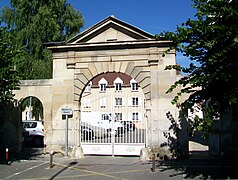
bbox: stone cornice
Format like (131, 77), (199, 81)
(19, 79), (53, 86)
(47, 40), (173, 53)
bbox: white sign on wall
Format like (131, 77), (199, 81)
(61, 108), (73, 115)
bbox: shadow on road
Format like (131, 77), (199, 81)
(0, 145), (45, 164)
(147, 156), (238, 179)
(49, 161), (78, 180)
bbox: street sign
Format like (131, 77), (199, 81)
(61, 107), (73, 157)
(61, 108), (73, 115)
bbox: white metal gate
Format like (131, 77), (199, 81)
(80, 94), (146, 156)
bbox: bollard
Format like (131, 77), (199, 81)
(221, 152), (224, 178)
(6, 148), (9, 165)
(151, 152), (155, 172)
(50, 151), (53, 168)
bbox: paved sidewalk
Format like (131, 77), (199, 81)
(1, 149), (238, 179)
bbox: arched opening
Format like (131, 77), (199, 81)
(20, 96), (44, 147)
(20, 96), (44, 121)
(79, 72), (147, 156)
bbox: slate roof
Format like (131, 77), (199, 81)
(91, 72), (133, 87)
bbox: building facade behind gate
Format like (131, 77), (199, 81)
(13, 16), (184, 158)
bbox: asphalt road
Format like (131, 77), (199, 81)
(1, 149), (238, 180)
(0, 155), (177, 180)
(0, 148), (238, 180)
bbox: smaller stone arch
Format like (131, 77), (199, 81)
(19, 96), (44, 121)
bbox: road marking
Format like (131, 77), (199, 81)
(21, 173), (96, 180)
(2, 161), (48, 180)
(109, 169), (145, 174)
(53, 162), (127, 179)
(20, 165), (146, 180)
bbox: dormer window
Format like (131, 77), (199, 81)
(115, 83), (122, 91)
(114, 77), (123, 91)
(132, 83), (138, 91)
(130, 79), (138, 91)
(100, 84), (106, 92)
(98, 78), (108, 92)
(85, 81), (92, 92)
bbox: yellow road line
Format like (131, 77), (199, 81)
(20, 173), (96, 180)
(109, 169), (144, 174)
(20, 162), (147, 180)
(53, 162), (128, 179)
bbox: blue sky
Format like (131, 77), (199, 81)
(0, 0), (196, 67)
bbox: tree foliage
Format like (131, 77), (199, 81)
(21, 97), (43, 120)
(158, 0), (238, 133)
(0, 26), (23, 104)
(0, 0), (84, 79)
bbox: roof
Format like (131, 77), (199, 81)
(91, 72), (133, 87)
(67, 15), (156, 44)
(45, 16), (170, 51)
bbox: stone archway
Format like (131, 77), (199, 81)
(44, 16), (179, 157)
(12, 16), (180, 158)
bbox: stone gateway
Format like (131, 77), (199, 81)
(13, 16), (182, 158)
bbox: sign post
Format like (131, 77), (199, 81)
(61, 107), (73, 157)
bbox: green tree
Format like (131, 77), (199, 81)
(1, 0), (84, 79)
(159, 0), (238, 133)
(0, 26), (22, 104)
(21, 97), (43, 120)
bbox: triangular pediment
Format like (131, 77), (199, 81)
(68, 16), (155, 44)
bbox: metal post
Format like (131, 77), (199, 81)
(221, 151), (224, 177)
(111, 94), (115, 157)
(50, 151), (53, 168)
(65, 114), (68, 157)
(6, 148), (9, 165)
(151, 147), (155, 172)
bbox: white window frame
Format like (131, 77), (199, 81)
(132, 97), (139, 106)
(98, 78), (108, 92)
(100, 84), (106, 92)
(115, 97), (122, 106)
(114, 77), (123, 91)
(115, 83), (122, 91)
(100, 98), (106, 108)
(131, 83), (138, 91)
(130, 79), (138, 91)
(102, 114), (110, 120)
(83, 98), (91, 108)
(132, 112), (139, 121)
(115, 113), (122, 121)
